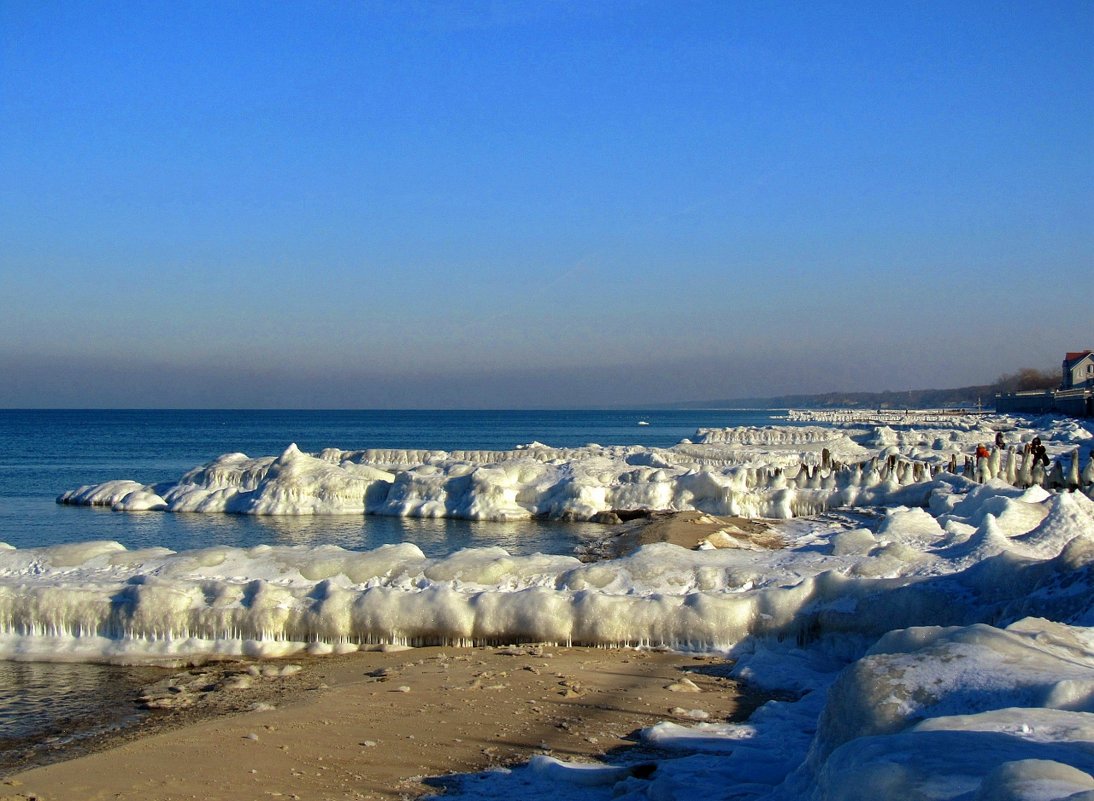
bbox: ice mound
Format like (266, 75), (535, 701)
(787, 618), (1094, 800)
(59, 480), (161, 510)
(812, 620), (1094, 759)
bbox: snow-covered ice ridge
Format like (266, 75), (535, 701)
(57, 414), (1094, 521)
(6, 477), (1094, 659)
(784, 408), (995, 426)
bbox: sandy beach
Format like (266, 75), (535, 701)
(1, 644), (757, 801)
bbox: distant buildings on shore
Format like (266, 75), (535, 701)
(996, 350), (1094, 417)
(1062, 350), (1094, 390)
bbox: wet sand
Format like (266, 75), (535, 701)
(1, 645), (759, 801)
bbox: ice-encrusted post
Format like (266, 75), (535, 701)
(1082, 450), (1094, 489)
(1065, 449), (1081, 491)
(1046, 459), (1066, 490)
(1003, 447), (1018, 485)
(1017, 448), (1033, 488)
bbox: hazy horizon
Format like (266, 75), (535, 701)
(2, 2), (1090, 409)
(0, 350), (1036, 411)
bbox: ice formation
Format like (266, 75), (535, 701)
(10, 471), (1094, 661)
(10, 412), (1094, 799)
(57, 414), (1094, 522)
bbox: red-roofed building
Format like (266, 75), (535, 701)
(1063, 351), (1094, 390)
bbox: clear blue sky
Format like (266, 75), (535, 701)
(1, 1), (1091, 407)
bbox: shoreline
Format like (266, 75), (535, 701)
(0, 509), (780, 797)
(2, 644), (763, 801)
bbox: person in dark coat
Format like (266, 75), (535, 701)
(1029, 436), (1049, 467)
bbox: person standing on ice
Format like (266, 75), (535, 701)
(994, 431), (1006, 450)
(1030, 437), (1049, 467)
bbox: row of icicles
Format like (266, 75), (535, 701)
(749, 446), (1094, 493)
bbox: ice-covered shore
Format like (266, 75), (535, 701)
(8, 481), (1094, 660)
(12, 412), (1094, 799)
(57, 414), (1094, 521)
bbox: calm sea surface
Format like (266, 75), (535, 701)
(0, 408), (788, 758)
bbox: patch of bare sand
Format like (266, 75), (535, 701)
(580, 511), (783, 559)
(2, 646), (762, 801)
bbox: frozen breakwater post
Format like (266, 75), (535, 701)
(8, 411), (1094, 800)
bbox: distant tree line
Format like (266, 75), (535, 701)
(992, 367), (1059, 393)
(665, 365), (1062, 410)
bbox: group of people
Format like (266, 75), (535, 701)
(974, 433), (1049, 466)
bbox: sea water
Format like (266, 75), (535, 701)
(0, 407), (786, 757)
(0, 661), (165, 774)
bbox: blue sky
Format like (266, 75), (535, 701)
(1, 1), (1091, 407)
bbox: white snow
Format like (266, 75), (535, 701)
(14, 412), (1094, 799)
